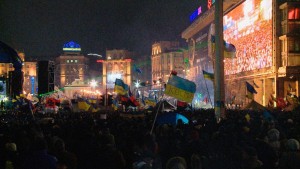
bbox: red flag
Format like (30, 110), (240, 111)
(177, 100), (188, 107)
(120, 96), (129, 102)
(276, 97), (287, 109)
(171, 70), (177, 76)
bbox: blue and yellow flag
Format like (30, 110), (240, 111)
(112, 96), (119, 110)
(133, 64), (142, 74)
(211, 35), (236, 58)
(145, 98), (157, 107)
(246, 81), (257, 100)
(114, 78), (129, 95)
(78, 101), (91, 111)
(164, 75), (196, 103)
(246, 81), (257, 94)
(203, 70), (214, 81)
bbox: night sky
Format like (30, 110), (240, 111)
(0, 0), (200, 59)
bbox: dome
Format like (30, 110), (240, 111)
(63, 41), (81, 52)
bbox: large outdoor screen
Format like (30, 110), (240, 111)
(223, 0), (273, 75)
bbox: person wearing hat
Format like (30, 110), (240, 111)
(166, 156), (187, 169)
(4, 142), (19, 169)
(279, 138), (300, 169)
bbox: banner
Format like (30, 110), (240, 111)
(164, 75), (196, 103)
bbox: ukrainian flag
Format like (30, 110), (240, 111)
(145, 98), (157, 107)
(203, 70), (214, 81)
(78, 101), (91, 111)
(164, 75), (196, 103)
(211, 35), (236, 58)
(114, 79), (129, 95)
(246, 82), (257, 94)
(246, 82), (257, 100)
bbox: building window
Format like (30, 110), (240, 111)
(75, 60), (78, 63)
(289, 38), (300, 52)
(67, 60), (69, 63)
(71, 60), (73, 63)
(288, 7), (300, 20)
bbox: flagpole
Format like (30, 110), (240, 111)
(204, 79), (213, 108)
(150, 96), (164, 135)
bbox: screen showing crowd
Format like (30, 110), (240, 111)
(223, 0), (273, 75)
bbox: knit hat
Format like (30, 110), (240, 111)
(267, 128), (280, 142)
(286, 139), (300, 151)
(5, 143), (17, 152)
(166, 156), (187, 169)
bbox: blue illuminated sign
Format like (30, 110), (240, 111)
(190, 0), (215, 22)
(30, 76), (35, 94)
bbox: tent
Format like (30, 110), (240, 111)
(243, 100), (275, 122)
(154, 100), (176, 112)
(156, 112), (189, 125)
(242, 100), (268, 111)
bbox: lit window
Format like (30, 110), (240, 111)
(75, 60), (78, 63)
(67, 60), (69, 63)
(71, 60), (73, 63)
(288, 7), (300, 20)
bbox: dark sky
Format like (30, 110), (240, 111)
(0, 0), (200, 59)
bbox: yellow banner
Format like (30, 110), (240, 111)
(164, 85), (194, 103)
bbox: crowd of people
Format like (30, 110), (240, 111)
(0, 105), (300, 169)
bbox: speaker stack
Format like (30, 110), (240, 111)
(38, 61), (55, 95)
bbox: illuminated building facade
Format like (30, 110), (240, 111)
(0, 63), (13, 99)
(23, 61), (37, 95)
(151, 41), (186, 90)
(0, 52), (37, 96)
(97, 49), (133, 93)
(55, 41), (89, 87)
(182, 0), (300, 107)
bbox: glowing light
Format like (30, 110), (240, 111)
(63, 48), (81, 51)
(90, 80), (97, 88)
(134, 80), (140, 88)
(88, 53), (102, 57)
